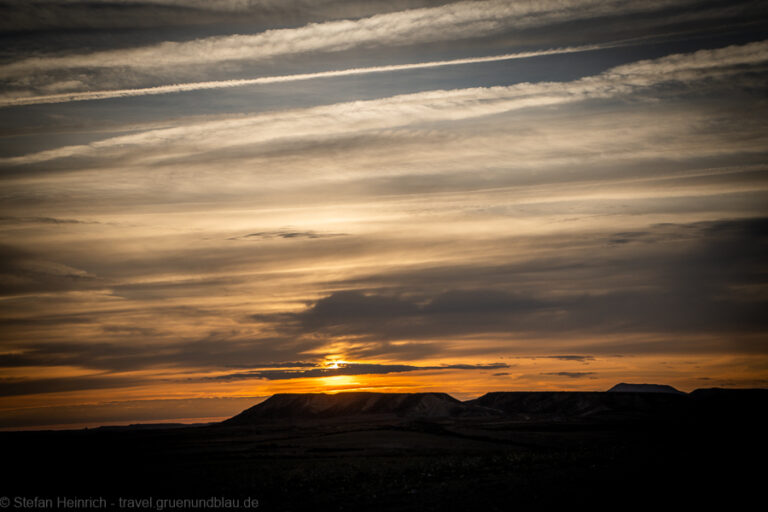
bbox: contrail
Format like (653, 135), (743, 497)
(1, 45), (607, 108)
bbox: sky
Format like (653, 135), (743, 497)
(1, 0), (767, 430)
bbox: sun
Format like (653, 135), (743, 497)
(324, 359), (349, 370)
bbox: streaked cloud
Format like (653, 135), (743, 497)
(5, 40), (766, 168)
(0, 1), (452, 32)
(0, 44), (605, 107)
(0, 0), (698, 76)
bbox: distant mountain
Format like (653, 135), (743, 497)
(608, 383), (685, 394)
(466, 391), (688, 420)
(222, 387), (768, 426)
(223, 392), (495, 424)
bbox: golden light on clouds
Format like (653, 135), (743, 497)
(1, 0), (767, 429)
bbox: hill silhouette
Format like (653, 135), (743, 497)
(608, 383), (685, 394)
(224, 392), (494, 424)
(223, 387), (768, 425)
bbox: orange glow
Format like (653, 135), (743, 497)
(2, 351), (766, 430)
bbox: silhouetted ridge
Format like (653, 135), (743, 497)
(608, 383), (685, 394)
(223, 387), (768, 425)
(224, 392), (491, 424)
(466, 391), (689, 420)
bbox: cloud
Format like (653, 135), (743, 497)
(0, 0), (699, 78)
(0, 244), (98, 296)
(100, 325), (161, 337)
(227, 361), (319, 369)
(2, 216), (756, 371)
(0, 44), (605, 107)
(0, 1), (452, 32)
(249, 218), (768, 344)
(422, 289), (548, 315)
(607, 232), (650, 245)
(0, 374), (145, 398)
(230, 229), (345, 241)
(541, 372), (596, 378)
(0, 334), (326, 373)
(295, 291), (420, 329)
(207, 362), (509, 381)
(267, 289), (534, 340)
(539, 356), (595, 362)
(0, 216), (96, 225)
(4, 39), (766, 168)
(0, 218), (764, 397)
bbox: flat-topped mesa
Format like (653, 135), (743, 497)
(223, 392), (492, 424)
(608, 383), (685, 394)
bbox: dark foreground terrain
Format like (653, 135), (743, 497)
(2, 388), (767, 511)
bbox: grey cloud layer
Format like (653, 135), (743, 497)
(254, 218), (768, 342)
(208, 362), (509, 381)
(2, 218), (763, 384)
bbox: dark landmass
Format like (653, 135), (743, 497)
(2, 387), (766, 511)
(92, 422), (216, 431)
(607, 382), (685, 394)
(224, 392), (495, 424)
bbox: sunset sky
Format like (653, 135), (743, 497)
(1, 0), (767, 429)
